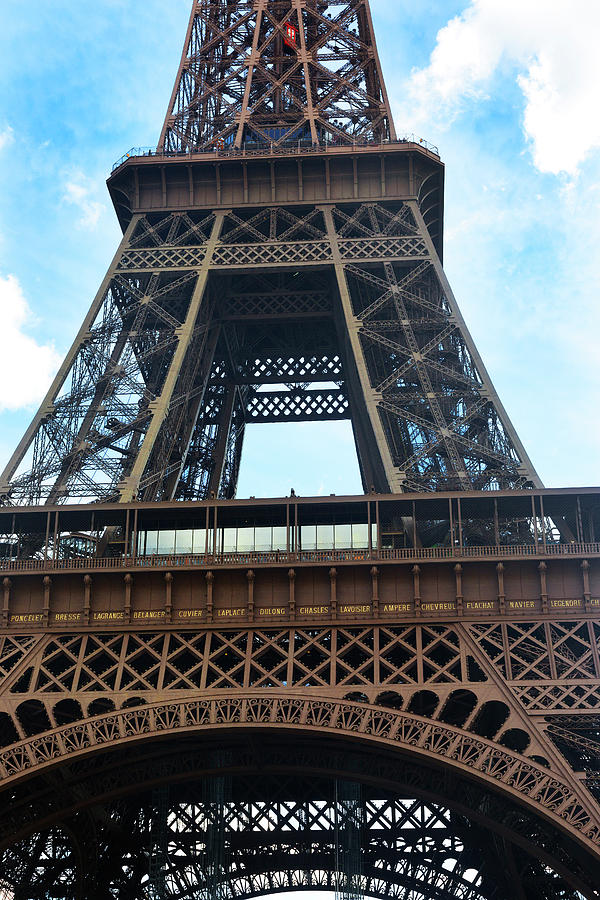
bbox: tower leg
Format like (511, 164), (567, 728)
(161, 321), (222, 501)
(324, 207), (400, 493)
(207, 386), (237, 498)
(119, 212), (226, 502)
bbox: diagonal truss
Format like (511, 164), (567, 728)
(1, 625), (600, 897)
(0, 773), (560, 900)
(160, 0), (396, 152)
(0, 202), (541, 504)
(0, 0), (541, 504)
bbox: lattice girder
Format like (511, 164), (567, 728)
(1, 607), (600, 897)
(2, 620), (599, 780)
(0, 698), (598, 899)
(0, 202), (541, 504)
(160, 0), (396, 153)
(1, 1), (596, 896)
(0, 771), (582, 900)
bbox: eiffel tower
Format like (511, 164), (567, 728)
(0, 0), (540, 504)
(0, 3), (599, 899)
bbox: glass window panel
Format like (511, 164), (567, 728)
(352, 523), (369, 549)
(223, 528), (237, 553)
(141, 531), (158, 556)
(237, 527), (255, 552)
(335, 524), (352, 548)
(2, 534), (18, 561)
(372, 524), (378, 548)
(301, 525), (316, 550)
(175, 529), (193, 554)
(255, 526), (272, 551)
(317, 524), (334, 549)
(272, 526), (287, 550)
(192, 529), (207, 554)
(157, 530), (176, 555)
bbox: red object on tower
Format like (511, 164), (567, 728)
(284, 23), (298, 49)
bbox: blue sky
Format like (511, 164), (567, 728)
(0, 0), (599, 500)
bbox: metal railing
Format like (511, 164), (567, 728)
(1, 541), (598, 574)
(111, 135), (440, 172)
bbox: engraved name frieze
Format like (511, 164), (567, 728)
(383, 603), (412, 613)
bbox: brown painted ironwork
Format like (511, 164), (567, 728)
(159, 0), (396, 151)
(0, 2), (598, 898)
(0, 195), (542, 503)
(0, 491), (599, 896)
(0, 4), (541, 504)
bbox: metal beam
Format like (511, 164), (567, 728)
(118, 212), (226, 502)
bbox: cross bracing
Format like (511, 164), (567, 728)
(160, 0), (396, 153)
(0, 203), (540, 505)
(0, 2), (597, 899)
(0, 730), (596, 899)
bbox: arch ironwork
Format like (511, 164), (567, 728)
(0, 694), (599, 853)
(0, 707), (598, 899)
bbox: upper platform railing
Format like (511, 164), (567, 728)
(1, 540), (599, 575)
(111, 134), (441, 173)
(0, 489), (597, 572)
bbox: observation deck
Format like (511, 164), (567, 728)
(1, 488), (598, 632)
(107, 137), (446, 258)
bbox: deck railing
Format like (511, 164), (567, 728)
(1, 541), (598, 574)
(111, 135), (440, 172)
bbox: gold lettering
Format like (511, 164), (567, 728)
(10, 614), (43, 624)
(465, 601), (495, 610)
(259, 608), (286, 616)
(53, 613), (81, 622)
(339, 605), (371, 614)
(178, 609), (204, 618)
(383, 603), (411, 613)
(550, 600), (581, 608)
(299, 606), (329, 615)
(422, 602), (456, 612)
(133, 610), (164, 619)
(508, 601), (536, 610)
(93, 612), (124, 620)
(217, 608), (245, 618)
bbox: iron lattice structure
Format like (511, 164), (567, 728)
(1, 765), (593, 900)
(0, 198), (540, 504)
(1, 618), (600, 898)
(1, 2), (598, 899)
(159, 0), (396, 151)
(0, 0), (541, 505)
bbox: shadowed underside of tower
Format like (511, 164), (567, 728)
(0, 0), (541, 506)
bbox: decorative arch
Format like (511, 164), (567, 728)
(0, 691), (598, 861)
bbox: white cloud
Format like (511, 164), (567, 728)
(399, 0), (600, 174)
(0, 126), (14, 151)
(0, 275), (61, 412)
(62, 172), (105, 229)
(436, 132), (600, 486)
